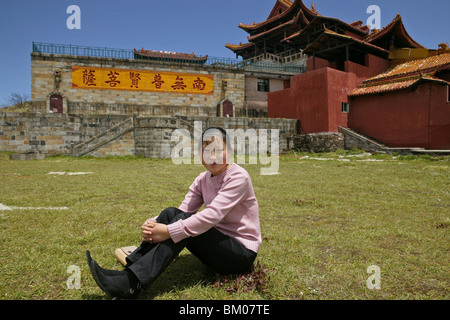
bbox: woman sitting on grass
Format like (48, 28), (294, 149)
(86, 127), (262, 299)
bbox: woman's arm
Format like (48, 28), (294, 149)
(178, 174), (205, 214)
(168, 170), (250, 243)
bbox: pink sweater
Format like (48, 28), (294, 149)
(167, 163), (262, 253)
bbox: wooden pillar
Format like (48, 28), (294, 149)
(313, 52), (316, 70)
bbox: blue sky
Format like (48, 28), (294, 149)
(0, 0), (448, 104)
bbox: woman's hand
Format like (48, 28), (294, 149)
(141, 220), (170, 244)
(141, 219), (156, 242)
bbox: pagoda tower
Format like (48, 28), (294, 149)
(226, 0), (425, 65)
(226, 0), (318, 59)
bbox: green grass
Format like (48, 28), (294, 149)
(0, 151), (448, 300)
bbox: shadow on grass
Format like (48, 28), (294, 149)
(141, 254), (215, 300)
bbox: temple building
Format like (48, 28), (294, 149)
(226, 0), (450, 149)
(226, 0), (317, 59)
(348, 51), (450, 150)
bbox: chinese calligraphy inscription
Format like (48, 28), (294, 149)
(82, 69), (96, 87)
(172, 76), (187, 90)
(152, 74), (165, 89)
(72, 67), (213, 95)
(105, 71), (121, 87)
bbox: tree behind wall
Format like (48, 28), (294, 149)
(0, 93), (30, 111)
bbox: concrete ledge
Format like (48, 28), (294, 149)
(409, 149), (450, 156)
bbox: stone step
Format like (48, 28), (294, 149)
(72, 117), (134, 157)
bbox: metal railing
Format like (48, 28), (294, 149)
(32, 41), (240, 65)
(32, 42), (134, 59)
(32, 41), (305, 73)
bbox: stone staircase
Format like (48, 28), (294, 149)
(71, 117), (134, 157)
(174, 116), (203, 142)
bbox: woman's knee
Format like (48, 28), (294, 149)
(158, 207), (190, 224)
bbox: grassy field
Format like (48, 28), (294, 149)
(0, 151), (448, 300)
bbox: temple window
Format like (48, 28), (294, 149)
(342, 102), (350, 113)
(258, 78), (270, 92)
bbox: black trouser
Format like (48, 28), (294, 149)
(126, 207), (257, 289)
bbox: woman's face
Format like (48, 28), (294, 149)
(201, 136), (229, 176)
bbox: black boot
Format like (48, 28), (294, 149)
(86, 251), (141, 299)
(86, 250), (123, 277)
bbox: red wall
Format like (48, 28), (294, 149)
(306, 56), (335, 72)
(345, 55), (389, 86)
(428, 83), (450, 149)
(268, 67), (355, 133)
(326, 68), (356, 132)
(306, 54), (388, 79)
(348, 83), (450, 149)
(269, 54), (390, 133)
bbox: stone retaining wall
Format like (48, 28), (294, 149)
(0, 112), (133, 156)
(293, 132), (345, 153)
(0, 112), (298, 159)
